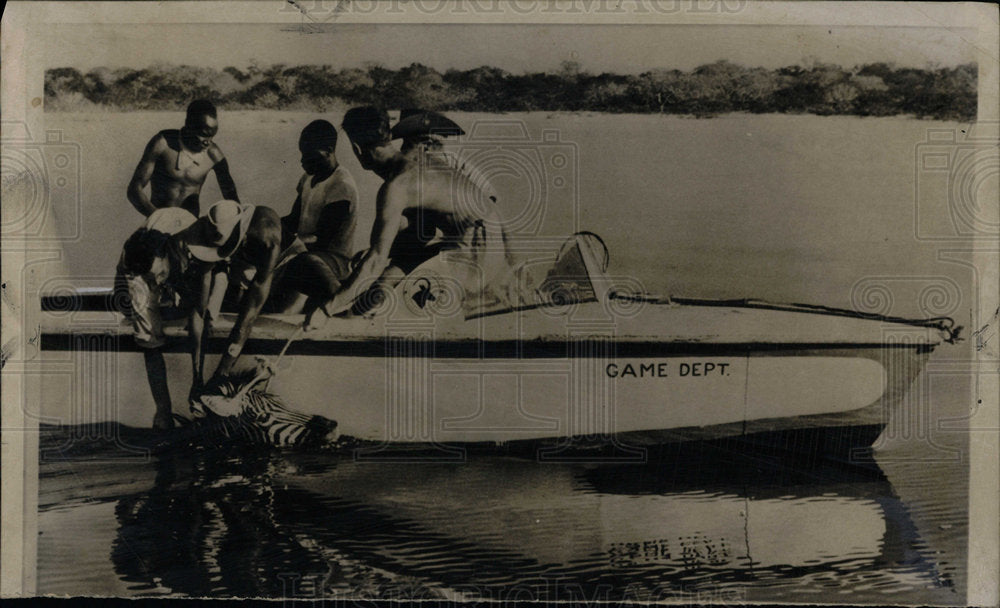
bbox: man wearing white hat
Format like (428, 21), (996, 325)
(193, 194), (371, 391)
(116, 199), (253, 428)
(197, 201), (316, 386)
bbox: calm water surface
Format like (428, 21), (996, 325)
(37, 427), (967, 603)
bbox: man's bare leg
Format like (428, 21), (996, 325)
(348, 265), (406, 315)
(281, 253), (346, 314)
(144, 348), (175, 429)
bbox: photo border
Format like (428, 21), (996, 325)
(2, 1), (996, 603)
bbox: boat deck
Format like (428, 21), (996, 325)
(39, 295), (952, 352)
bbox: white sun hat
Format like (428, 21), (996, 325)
(188, 199), (256, 262)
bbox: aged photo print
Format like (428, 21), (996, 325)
(2, 1), (998, 605)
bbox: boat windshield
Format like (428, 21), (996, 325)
(401, 232), (611, 320)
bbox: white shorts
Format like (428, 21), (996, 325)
(116, 266), (170, 349)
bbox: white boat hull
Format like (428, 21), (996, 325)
(35, 298), (941, 453)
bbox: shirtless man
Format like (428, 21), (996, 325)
(127, 99), (239, 217)
(304, 106), (513, 330)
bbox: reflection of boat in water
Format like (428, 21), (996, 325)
(109, 449), (943, 599)
(37, 234), (960, 455)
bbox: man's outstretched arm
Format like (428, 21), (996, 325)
(127, 135), (162, 216)
(209, 147), (239, 202)
(212, 208), (282, 378)
(311, 186), (403, 322)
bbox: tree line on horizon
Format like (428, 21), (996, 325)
(45, 60), (976, 120)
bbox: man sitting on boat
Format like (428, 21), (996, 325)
(304, 106), (515, 329)
(382, 109), (497, 282)
(271, 120), (360, 314)
(126, 99), (240, 218)
(115, 202), (249, 429)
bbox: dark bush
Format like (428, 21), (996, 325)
(44, 61), (978, 120)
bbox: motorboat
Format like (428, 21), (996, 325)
(35, 234), (961, 456)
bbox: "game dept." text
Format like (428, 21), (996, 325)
(606, 361), (732, 378)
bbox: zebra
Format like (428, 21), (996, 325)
(185, 358), (340, 450)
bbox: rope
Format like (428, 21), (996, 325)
(609, 293), (964, 344)
(273, 325), (303, 371)
(260, 325), (303, 392)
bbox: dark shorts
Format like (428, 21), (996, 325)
(389, 228), (444, 275)
(309, 250), (352, 280)
(233, 250), (354, 314)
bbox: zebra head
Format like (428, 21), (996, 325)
(190, 358), (340, 449)
(191, 358), (274, 419)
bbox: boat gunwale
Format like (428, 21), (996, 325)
(38, 332), (939, 357)
(38, 287), (960, 349)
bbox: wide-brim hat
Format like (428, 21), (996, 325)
(391, 109), (465, 141)
(188, 200), (256, 262)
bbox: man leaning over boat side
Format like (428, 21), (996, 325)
(304, 106), (516, 330)
(115, 203), (246, 429)
(197, 198), (356, 389)
(126, 99), (240, 218)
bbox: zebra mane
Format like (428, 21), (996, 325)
(203, 366), (270, 400)
(186, 360), (340, 449)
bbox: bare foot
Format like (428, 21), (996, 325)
(153, 411), (175, 430)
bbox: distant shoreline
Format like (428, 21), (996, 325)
(43, 109), (968, 124)
(45, 61), (976, 121)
